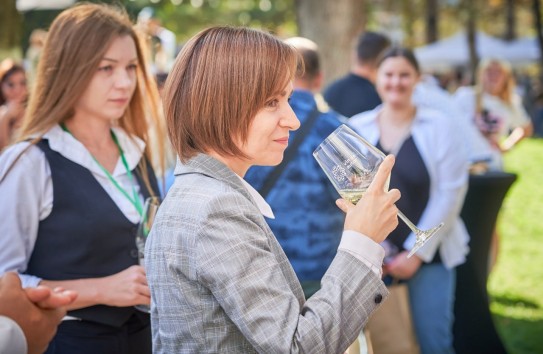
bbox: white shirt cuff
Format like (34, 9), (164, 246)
(338, 230), (385, 276)
(18, 274), (43, 289)
(0, 315), (27, 354)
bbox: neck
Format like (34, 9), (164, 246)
(63, 115), (120, 173)
(380, 104), (416, 125)
(351, 64), (376, 84)
(293, 80), (314, 93)
(207, 151), (249, 178)
(64, 116), (114, 151)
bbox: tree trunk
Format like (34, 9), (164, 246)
(532, 0), (543, 86)
(465, 0), (479, 85)
(401, 0), (415, 48)
(0, 0), (23, 59)
(294, 0), (366, 86)
(504, 0), (516, 41)
(426, 0), (439, 43)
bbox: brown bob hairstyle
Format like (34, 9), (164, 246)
(163, 26), (298, 162)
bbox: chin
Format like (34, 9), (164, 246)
(259, 155), (284, 167)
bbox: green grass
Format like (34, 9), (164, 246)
(487, 138), (543, 354)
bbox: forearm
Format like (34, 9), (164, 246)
(39, 278), (103, 310)
(39, 265), (149, 310)
(501, 125), (531, 151)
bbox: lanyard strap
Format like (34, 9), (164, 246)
(60, 123), (144, 217)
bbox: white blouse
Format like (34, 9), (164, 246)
(0, 125), (146, 288)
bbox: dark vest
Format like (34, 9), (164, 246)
(26, 140), (159, 327)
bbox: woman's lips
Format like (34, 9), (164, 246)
(110, 98), (129, 104)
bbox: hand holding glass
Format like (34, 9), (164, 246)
(135, 196), (159, 312)
(313, 125), (443, 257)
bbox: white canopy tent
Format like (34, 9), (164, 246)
(16, 0), (76, 12)
(414, 31), (541, 71)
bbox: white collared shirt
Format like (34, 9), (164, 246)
(237, 175), (385, 276)
(0, 125), (146, 288)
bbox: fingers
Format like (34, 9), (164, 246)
(25, 286), (51, 303)
(26, 286), (78, 309)
(39, 290), (78, 309)
(335, 198), (352, 214)
(138, 284), (151, 298)
(367, 155), (395, 193)
(388, 188), (401, 204)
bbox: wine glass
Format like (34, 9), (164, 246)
(135, 196), (160, 312)
(313, 124), (443, 258)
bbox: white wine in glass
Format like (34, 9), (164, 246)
(313, 124), (443, 258)
(135, 196), (160, 312)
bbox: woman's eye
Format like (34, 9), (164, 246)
(98, 65), (113, 73)
(127, 64), (138, 72)
(266, 99), (279, 108)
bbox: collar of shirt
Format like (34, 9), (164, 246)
(236, 175), (275, 219)
(42, 124), (146, 178)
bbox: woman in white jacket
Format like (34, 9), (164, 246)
(349, 47), (470, 354)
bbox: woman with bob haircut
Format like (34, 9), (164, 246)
(0, 3), (164, 354)
(145, 26), (401, 353)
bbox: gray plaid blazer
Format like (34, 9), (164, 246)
(145, 154), (388, 353)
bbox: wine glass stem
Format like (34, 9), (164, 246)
(397, 210), (421, 236)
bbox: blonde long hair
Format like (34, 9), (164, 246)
(17, 3), (164, 192)
(477, 58), (515, 105)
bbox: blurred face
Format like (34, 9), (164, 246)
(1, 70), (27, 103)
(482, 63), (507, 96)
(376, 56), (419, 108)
(238, 81), (300, 171)
(74, 35), (138, 123)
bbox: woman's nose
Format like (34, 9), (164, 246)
(115, 70), (134, 89)
(283, 103), (300, 131)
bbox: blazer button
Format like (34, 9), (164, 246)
(130, 249), (139, 259)
(374, 294), (383, 304)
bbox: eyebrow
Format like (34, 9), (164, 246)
(280, 89), (293, 97)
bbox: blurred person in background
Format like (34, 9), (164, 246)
(454, 58), (533, 274)
(0, 4), (165, 354)
(25, 29), (47, 89)
(137, 7), (176, 75)
(413, 73), (493, 170)
(244, 37), (344, 299)
(0, 60), (28, 151)
(350, 47), (470, 354)
(454, 58), (533, 171)
(324, 31), (390, 118)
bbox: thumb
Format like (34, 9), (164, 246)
(25, 286), (51, 303)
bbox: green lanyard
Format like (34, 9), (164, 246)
(60, 123), (144, 218)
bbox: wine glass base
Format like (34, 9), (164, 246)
(406, 222), (445, 258)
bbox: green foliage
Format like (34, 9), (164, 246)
(488, 138), (543, 354)
(127, 0), (296, 42)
